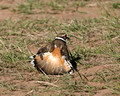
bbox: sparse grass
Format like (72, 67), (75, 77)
(74, 1), (87, 11)
(112, 2), (120, 9)
(16, 0), (44, 14)
(47, 1), (65, 11)
(15, 0), (90, 14)
(0, 0), (120, 96)
(0, 5), (9, 10)
(16, 0), (66, 14)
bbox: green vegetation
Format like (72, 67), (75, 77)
(112, 2), (120, 9)
(0, 0), (120, 96)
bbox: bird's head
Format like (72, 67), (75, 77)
(55, 33), (70, 42)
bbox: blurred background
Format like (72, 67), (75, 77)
(0, 0), (120, 96)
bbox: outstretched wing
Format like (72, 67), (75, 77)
(53, 40), (73, 74)
(36, 42), (55, 58)
(30, 40), (73, 74)
(30, 41), (54, 66)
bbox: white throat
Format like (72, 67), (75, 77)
(55, 37), (66, 42)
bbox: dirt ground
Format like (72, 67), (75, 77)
(0, 0), (106, 20)
(0, 0), (120, 96)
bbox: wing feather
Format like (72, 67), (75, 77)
(30, 39), (73, 75)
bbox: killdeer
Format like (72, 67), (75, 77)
(30, 33), (73, 75)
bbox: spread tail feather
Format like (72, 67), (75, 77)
(31, 60), (35, 66)
(30, 55), (36, 67)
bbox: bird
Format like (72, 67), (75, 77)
(30, 33), (73, 75)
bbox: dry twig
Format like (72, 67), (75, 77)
(35, 81), (59, 87)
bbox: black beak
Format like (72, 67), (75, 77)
(66, 36), (70, 40)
